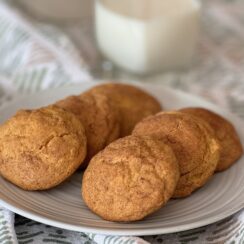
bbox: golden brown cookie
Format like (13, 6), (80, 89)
(56, 92), (120, 165)
(133, 111), (220, 198)
(86, 83), (162, 136)
(82, 135), (180, 222)
(180, 107), (243, 171)
(0, 105), (87, 190)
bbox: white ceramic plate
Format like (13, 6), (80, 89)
(0, 82), (243, 236)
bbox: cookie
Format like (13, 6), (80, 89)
(86, 83), (162, 136)
(0, 105), (87, 190)
(82, 135), (180, 222)
(180, 107), (243, 171)
(56, 92), (120, 165)
(133, 111), (220, 198)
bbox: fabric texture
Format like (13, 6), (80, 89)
(0, 0), (243, 243)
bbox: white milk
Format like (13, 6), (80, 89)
(95, 0), (201, 74)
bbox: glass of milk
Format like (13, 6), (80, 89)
(95, 0), (201, 75)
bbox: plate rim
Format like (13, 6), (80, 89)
(0, 198), (243, 236)
(0, 81), (244, 236)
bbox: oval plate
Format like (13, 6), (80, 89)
(0, 82), (243, 236)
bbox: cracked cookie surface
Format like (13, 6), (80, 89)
(133, 112), (220, 198)
(180, 107), (243, 172)
(82, 135), (179, 222)
(0, 105), (87, 190)
(86, 83), (162, 136)
(56, 92), (120, 166)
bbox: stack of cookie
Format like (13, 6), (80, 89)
(0, 83), (242, 222)
(82, 106), (242, 222)
(0, 83), (162, 190)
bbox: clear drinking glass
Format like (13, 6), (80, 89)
(95, 0), (201, 78)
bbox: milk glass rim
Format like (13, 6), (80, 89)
(95, 0), (202, 22)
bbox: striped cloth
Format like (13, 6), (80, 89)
(0, 0), (244, 243)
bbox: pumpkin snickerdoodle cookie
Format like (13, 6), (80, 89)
(133, 111), (220, 198)
(86, 83), (162, 136)
(0, 105), (87, 190)
(180, 107), (243, 172)
(56, 92), (120, 165)
(82, 135), (180, 222)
